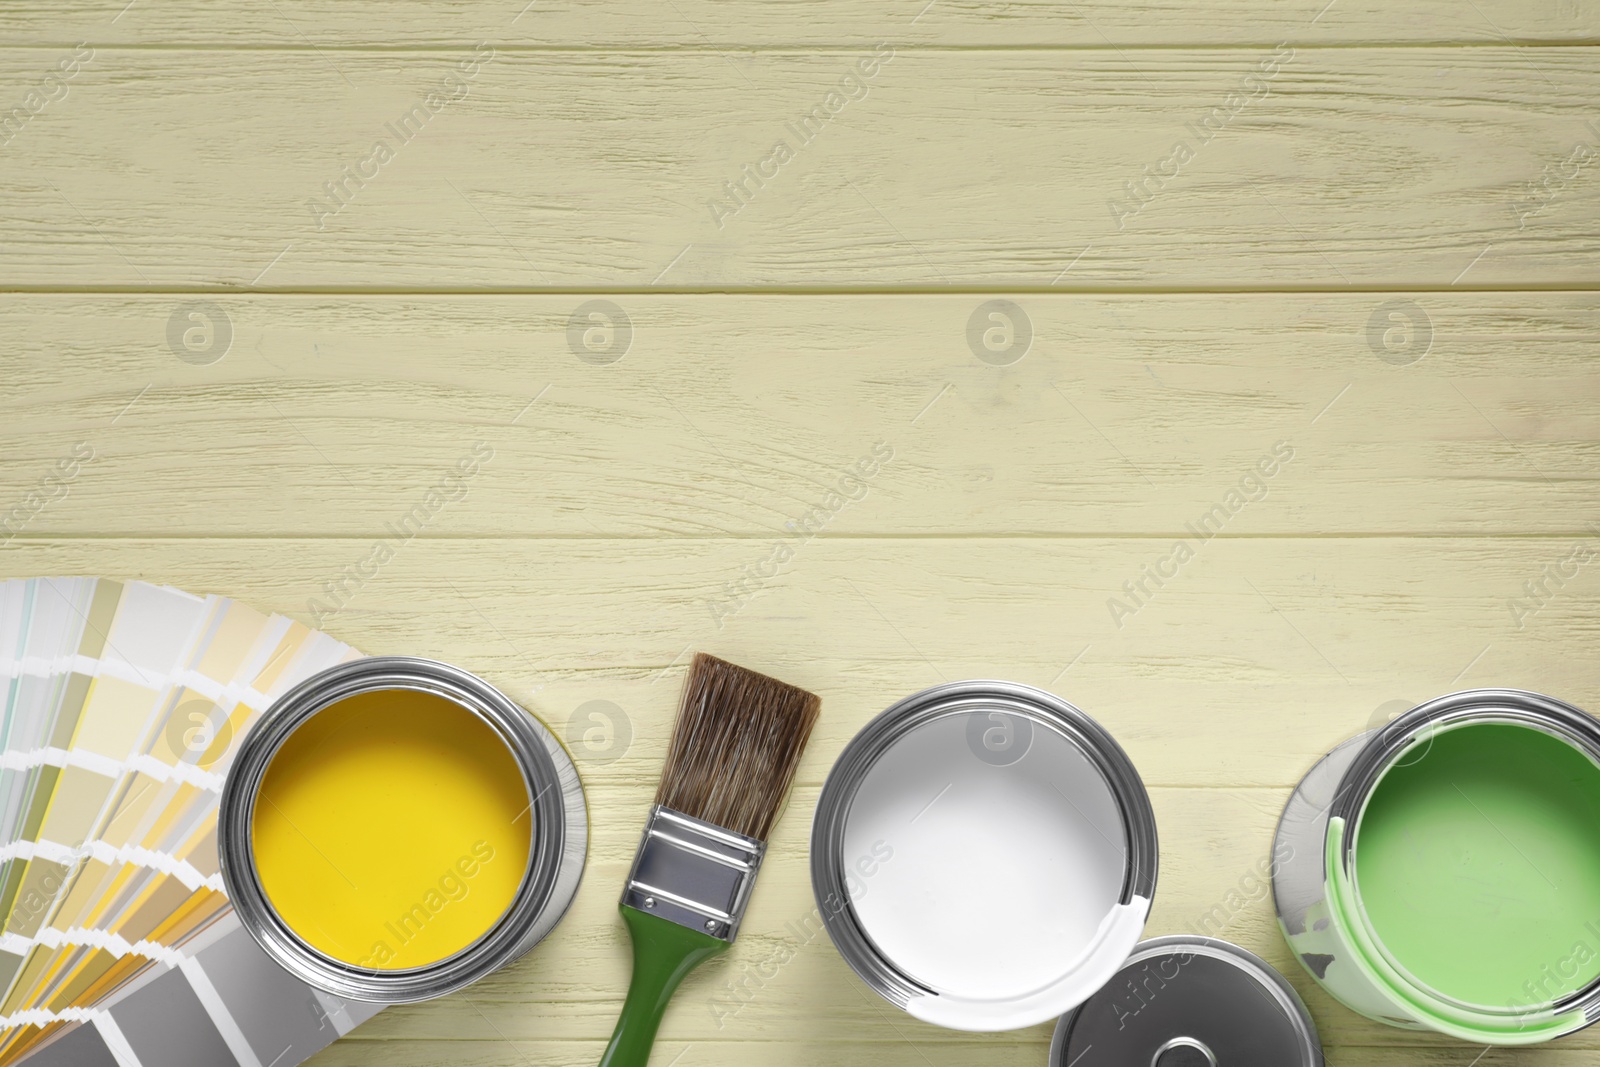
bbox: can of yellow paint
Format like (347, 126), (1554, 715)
(218, 657), (587, 1003)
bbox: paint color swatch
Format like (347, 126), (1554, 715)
(17, 912), (381, 1067)
(0, 578), (386, 1064)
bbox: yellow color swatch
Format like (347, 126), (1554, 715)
(252, 689), (532, 970)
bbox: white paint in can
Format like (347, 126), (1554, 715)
(842, 709), (1128, 1001)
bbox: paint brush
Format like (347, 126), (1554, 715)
(599, 653), (820, 1067)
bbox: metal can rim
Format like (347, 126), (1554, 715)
(1048, 935), (1324, 1067)
(809, 679), (1158, 1026)
(217, 656), (587, 1003)
(1325, 688), (1600, 1028)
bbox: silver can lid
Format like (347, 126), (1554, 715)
(1050, 936), (1323, 1067)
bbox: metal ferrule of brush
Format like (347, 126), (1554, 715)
(621, 805), (766, 942)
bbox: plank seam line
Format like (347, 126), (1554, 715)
(2, 41), (1599, 53)
(4, 286), (1600, 297)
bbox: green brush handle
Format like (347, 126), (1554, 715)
(598, 904), (729, 1067)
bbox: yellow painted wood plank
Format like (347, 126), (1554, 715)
(0, 537), (1594, 790)
(3, 293), (1598, 538)
(1, 49), (1597, 288)
(307, 1042), (1048, 1067)
(4, 3), (1595, 1063)
(312, 781), (1600, 1053)
(303, 1041), (1600, 1067)
(4, 0), (1598, 48)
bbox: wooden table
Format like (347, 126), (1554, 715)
(3, 3), (1598, 1064)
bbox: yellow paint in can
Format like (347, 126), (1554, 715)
(251, 688), (533, 970)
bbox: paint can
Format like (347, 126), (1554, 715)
(810, 680), (1157, 1031)
(1273, 688), (1600, 1044)
(218, 656), (587, 1003)
(1049, 936), (1323, 1066)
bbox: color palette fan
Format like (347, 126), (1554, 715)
(0, 577), (385, 1065)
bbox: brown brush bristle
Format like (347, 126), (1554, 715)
(654, 653), (821, 841)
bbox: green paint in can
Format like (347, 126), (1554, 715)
(1353, 722), (1600, 1011)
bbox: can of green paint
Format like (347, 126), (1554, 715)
(1273, 689), (1600, 1044)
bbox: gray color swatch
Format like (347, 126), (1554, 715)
(20, 1022), (120, 1067)
(198, 923), (340, 1063)
(110, 967), (238, 1067)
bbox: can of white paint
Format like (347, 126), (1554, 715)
(810, 680), (1157, 1031)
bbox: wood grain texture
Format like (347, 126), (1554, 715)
(302, 1044), (1600, 1067)
(0, 537), (1595, 791)
(3, 0), (1599, 48)
(315, 781), (1600, 1052)
(3, 293), (1598, 536)
(2, 48), (1598, 289)
(4, 1), (1598, 1062)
